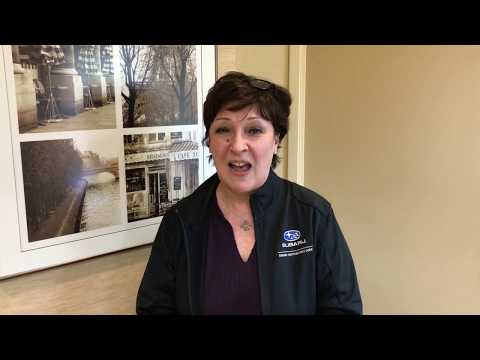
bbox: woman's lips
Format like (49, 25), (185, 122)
(228, 161), (252, 173)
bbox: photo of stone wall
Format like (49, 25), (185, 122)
(12, 45), (116, 134)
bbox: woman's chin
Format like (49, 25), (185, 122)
(220, 178), (257, 195)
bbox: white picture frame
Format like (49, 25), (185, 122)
(0, 45), (216, 279)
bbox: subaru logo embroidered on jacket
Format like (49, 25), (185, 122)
(283, 230), (301, 241)
(279, 229), (312, 257)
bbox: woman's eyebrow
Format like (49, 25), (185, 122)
(213, 115), (264, 122)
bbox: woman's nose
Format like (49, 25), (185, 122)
(229, 132), (247, 153)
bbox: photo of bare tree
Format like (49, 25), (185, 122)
(12, 45), (116, 134)
(120, 45), (197, 127)
(20, 134), (121, 242)
(124, 130), (199, 222)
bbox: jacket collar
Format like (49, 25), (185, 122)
(174, 172), (219, 231)
(175, 168), (281, 228)
(249, 168), (281, 220)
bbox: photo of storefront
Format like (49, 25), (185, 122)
(124, 131), (199, 222)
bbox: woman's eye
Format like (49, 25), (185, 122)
(215, 127), (229, 134)
(248, 128), (262, 135)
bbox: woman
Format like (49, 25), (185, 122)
(136, 71), (362, 314)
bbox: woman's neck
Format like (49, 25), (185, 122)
(216, 182), (251, 209)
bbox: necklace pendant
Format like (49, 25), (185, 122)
(240, 220), (251, 231)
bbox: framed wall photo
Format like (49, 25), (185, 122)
(0, 45), (216, 279)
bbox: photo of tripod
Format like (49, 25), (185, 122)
(43, 62), (64, 122)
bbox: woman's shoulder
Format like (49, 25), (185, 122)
(281, 177), (332, 216)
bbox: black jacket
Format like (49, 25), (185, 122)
(136, 170), (362, 314)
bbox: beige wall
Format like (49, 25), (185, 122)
(216, 45), (289, 178)
(305, 45), (480, 314)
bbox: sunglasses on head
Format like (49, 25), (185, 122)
(249, 78), (274, 91)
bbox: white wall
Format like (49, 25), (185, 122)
(305, 45), (480, 314)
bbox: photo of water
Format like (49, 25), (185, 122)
(80, 172), (121, 232)
(20, 134), (122, 242)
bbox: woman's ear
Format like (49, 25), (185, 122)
(274, 134), (280, 154)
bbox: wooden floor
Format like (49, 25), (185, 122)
(0, 244), (151, 314)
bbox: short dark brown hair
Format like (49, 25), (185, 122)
(203, 71), (292, 169)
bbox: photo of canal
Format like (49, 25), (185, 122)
(20, 133), (122, 243)
(80, 172), (120, 232)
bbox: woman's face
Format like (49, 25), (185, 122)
(208, 105), (279, 196)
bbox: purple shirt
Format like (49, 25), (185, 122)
(201, 194), (262, 315)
